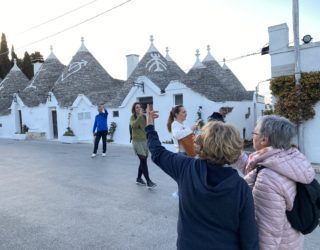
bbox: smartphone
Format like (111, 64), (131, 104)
(148, 104), (153, 111)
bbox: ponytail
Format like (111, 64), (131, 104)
(167, 111), (175, 132)
(167, 105), (183, 133)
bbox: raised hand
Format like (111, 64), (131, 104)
(146, 104), (159, 125)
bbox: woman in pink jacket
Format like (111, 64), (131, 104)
(235, 115), (315, 250)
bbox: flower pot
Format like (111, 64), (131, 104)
(61, 135), (77, 144)
(12, 133), (27, 140)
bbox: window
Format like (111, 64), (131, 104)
(113, 111), (119, 117)
(84, 112), (91, 119)
(78, 112), (91, 120)
(78, 113), (84, 120)
(174, 94), (183, 105)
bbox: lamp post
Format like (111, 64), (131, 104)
(293, 0), (304, 153)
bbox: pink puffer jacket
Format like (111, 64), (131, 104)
(236, 147), (315, 250)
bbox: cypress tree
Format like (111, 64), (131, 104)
(22, 52), (34, 80)
(30, 51), (44, 62)
(11, 45), (18, 62)
(0, 33), (11, 79)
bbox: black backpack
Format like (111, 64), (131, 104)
(255, 166), (320, 234)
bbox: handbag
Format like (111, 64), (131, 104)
(178, 133), (196, 157)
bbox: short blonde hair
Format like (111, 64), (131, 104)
(194, 121), (242, 164)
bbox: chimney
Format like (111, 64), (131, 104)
(268, 23), (289, 54)
(32, 57), (44, 75)
(126, 54), (139, 79)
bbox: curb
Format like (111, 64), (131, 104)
(312, 164), (320, 174)
(314, 167), (320, 174)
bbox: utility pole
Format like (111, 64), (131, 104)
(292, 0), (304, 152)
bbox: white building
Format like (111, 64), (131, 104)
(268, 23), (320, 163)
(0, 36), (265, 149)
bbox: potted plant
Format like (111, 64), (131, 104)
(107, 122), (117, 142)
(61, 127), (77, 144)
(13, 124), (29, 140)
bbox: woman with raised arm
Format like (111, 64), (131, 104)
(145, 105), (258, 250)
(130, 102), (156, 189)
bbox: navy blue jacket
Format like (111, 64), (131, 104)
(93, 110), (108, 133)
(145, 125), (258, 250)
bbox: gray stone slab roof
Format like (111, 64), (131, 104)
(53, 47), (124, 108)
(182, 57), (253, 101)
(184, 61), (253, 102)
(20, 53), (66, 107)
(0, 64), (29, 115)
(127, 51), (186, 91)
(110, 50), (187, 106)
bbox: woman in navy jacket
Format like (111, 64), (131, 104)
(145, 106), (258, 250)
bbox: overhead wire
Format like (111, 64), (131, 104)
(17, 0), (100, 35)
(15, 0), (133, 50)
(0, 0), (133, 57)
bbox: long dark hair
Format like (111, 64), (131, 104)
(131, 102), (141, 119)
(167, 105), (183, 133)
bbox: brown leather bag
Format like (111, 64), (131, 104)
(178, 133), (196, 157)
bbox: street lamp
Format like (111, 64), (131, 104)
(133, 81), (144, 93)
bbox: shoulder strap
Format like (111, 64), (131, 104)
(253, 165), (266, 185)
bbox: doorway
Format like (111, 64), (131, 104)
(138, 96), (153, 111)
(51, 110), (58, 139)
(18, 110), (23, 133)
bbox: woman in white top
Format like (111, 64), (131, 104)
(167, 105), (197, 153)
(167, 105), (197, 198)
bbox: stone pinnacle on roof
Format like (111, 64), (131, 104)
(165, 47), (173, 61)
(203, 45), (216, 62)
(47, 45), (57, 60)
(222, 58), (229, 69)
(147, 35), (158, 53)
(78, 36), (89, 52)
(191, 49), (205, 69)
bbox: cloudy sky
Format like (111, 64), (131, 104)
(1, 0), (319, 98)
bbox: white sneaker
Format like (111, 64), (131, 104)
(91, 153), (96, 158)
(102, 153), (106, 157)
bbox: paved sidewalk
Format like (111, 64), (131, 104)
(0, 139), (319, 250)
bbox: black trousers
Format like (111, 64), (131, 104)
(93, 131), (107, 154)
(137, 154), (150, 182)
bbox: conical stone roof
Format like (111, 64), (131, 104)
(20, 50), (66, 107)
(0, 62), (29, 115)
(53, 38), (123, 107)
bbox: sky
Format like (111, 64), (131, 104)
(1, 0), (320, 100)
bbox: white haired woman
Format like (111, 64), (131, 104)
(235, 115), (315, 250)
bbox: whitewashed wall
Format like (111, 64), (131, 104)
(0, 79), (262, 151)
(110, 78), (260, 146)
(0, 114), (13, 138)
(303, 103), (320, 163)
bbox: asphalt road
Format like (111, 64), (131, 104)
(0, 139), (319, 250)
